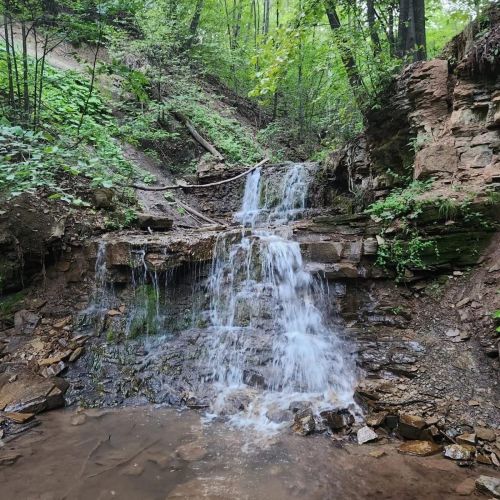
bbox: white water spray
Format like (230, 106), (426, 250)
(203, 164), (356, 430)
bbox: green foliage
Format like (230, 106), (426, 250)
(0, 48), (145, 200)
(368, 179), (497, 279)
(0, 290), (26, 318)
(104, 208), (138, 230)
(437, 198), (459, 221)
(433, 194), (496, 229)
(165, 93), (264, 165)
(128, 285), (160, 338)
(376, 233), (437, 280)
(366, 180), (433, 221)
(119, 108), (179, 146)
(367, 179), (438, 279)
(106, 328), (117, 342)
(492, 310), (500, 333)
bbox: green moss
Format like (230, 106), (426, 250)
(0, 290), (26, 319)
(127, 285), (161, 338)
(106, 329), (117, 342)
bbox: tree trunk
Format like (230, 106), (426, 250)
(185, 0), (205, 50)
(413, 0), (426, 61)
(32, 27), (39, 126)
(232, 0), (243, 47)
(397, 0), (426, 61)
(3, 3), (15, 107)
(35, 35), (49, 129)
(9, 16), (21, 102)
(171, 111), (224, 161)
(21, 22), (30, 119)
(263, 0), (270, 35)
(367, 0), (381, 54)
(387, 5), (395, 56)
(323, 0), (363, 90)
(77, 24), (102, 137)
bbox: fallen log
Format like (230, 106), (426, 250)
(172, 111), (224, 161)
(130, 158), (269, 192)
(176, 199), (217, 225)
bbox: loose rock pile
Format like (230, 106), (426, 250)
(0, 310), (91, 442)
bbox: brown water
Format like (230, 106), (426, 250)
(0, 407), (489, 499)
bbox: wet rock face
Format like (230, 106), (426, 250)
(92, 231), (217, 276)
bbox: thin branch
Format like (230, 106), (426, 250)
(130, 158), (269, 191)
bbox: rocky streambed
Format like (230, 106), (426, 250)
(2, 405), (499, 500)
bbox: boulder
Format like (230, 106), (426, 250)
(443, 444), (474, 461)
(0, 369), (66, 414)
(476, 454), (492, 465)
(398, 440), (442, 457)
(136, 213), (173, 231)
(357, 426), (379, 445)
(38, 350), (72, 367)
(475, 426), (496, 442)
(398, 413), (427, 440)
(475, 476), (500, 498)
(40, 361), (66, 378)
(69, 347), (84, 363)
(13, 310), (40, 335)
(293, 408), (315, 436)
(92, 188), (114, 209)
(456, 433), (476, 446)
(3, 412), (34, 424)
(320, 408), (354, 431)
(366, 412), (387, 428)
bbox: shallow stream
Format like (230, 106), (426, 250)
(0, 406), (479, 500)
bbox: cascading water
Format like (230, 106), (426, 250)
(81, 164), (355, 431)
(83, 241), (113, 329)
(202, 164), (356, 430)
(126, 248), (164, 337)
(84, 242), (168, 338)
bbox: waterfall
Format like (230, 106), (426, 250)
(85, 241), (112, 319)
(234, 167), (261, 227)
(127, 248), (164, 337)
(203, 164), (356, 429)
(85, 241), (168, 339)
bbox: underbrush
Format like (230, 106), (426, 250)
(0, 47), (147, 205)
(116, 67), (265, 169)
(366, 180), (498, 280)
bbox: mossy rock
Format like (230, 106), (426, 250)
(420, 231), (492, 267)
